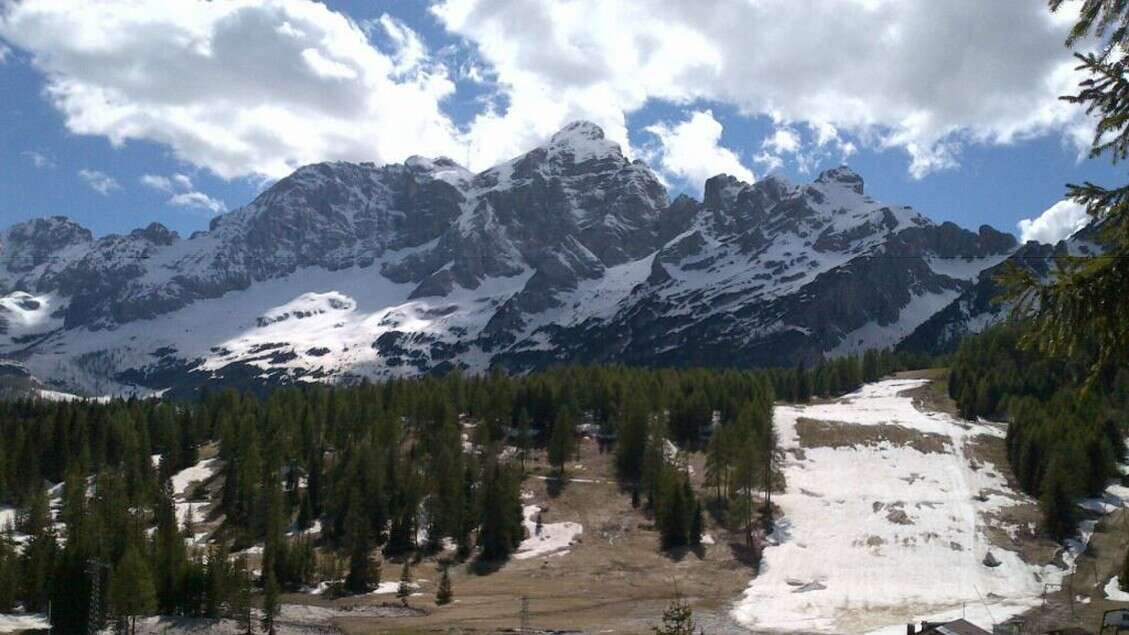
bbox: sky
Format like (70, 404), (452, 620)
(0, 0), (1122, 244)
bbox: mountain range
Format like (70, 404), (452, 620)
(0, 122), (1083, 397)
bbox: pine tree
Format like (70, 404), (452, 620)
(397, 559), (413, 605)
(109, 544), (158, 635)
(548, 408), (576, 477)
(1041, 462), (1076, 542)
(689, 501), (703, 547)
(653, 597), (699, 635)
(615, 393), (649, 481)
(153, 482), (188, 615)
(0, 527), (16, 612)
(344, 487), (374, 593)
(262, 570), (281, 635)
(477, 461), (522, 561)
(435, 564), (453, 605)
(229, 557), (254, 635)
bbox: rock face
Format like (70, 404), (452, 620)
(0, 122), (1025, 396)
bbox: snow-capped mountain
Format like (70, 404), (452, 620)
(0, 122), (1021, 397)
(898, 216), (1107, 356)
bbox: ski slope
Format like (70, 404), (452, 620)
(733, 379), (1070, 633)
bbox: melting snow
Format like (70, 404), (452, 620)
(171, 457), (222, 497)
(515, 504), (582, 560)
(732, 379), (1066, 633)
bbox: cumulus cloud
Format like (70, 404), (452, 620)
(140, 172), (223, 214)
(77, 169), (119, 195)
(169, 191), (226, 215)
(140, 173), (194, 193)
(1017, 199), (1091, 244)
(434, 0), (1090, 178)
(0, 0), (464, 179)
(0, 0), (1095, 182)
(644, 110), (754, 189)
(21, 150), (55, 169)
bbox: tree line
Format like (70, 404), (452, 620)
(949, 325), (1129, 540)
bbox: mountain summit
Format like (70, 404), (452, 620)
(0, 122), (1024, 396)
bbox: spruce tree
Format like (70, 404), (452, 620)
(397, 559), (413, 605)
(548, 408), (576, 477)
(653, 597), (699, 635)
(344, 487), (373, 593)
(435, 564), (453, 605)
(109, 544), (158, 635)
(229, 557), (254, 635)
(689, 501), (704, 547)
(262, 570), (281, 635)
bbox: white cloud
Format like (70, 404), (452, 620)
(434, 0), (1091, 178)
(169, 191), (226, 215)
(763, 127), (801, 155)
(140, 174), (173, 192)
(0, 0), (464, 179)
(644, 110), (754, 189)
(0, 42), (10, 63)
(21, 150), (55, 169)
(141, 172), (220, 213)
(1017, 199), (1090, 244)
(77, 169), (119, 195)
(0, 0), (1095, 183)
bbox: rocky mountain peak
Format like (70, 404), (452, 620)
(815, 165), (865, 194)
(544, 120), (623, 163)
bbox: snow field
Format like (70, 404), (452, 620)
(733, 379), (1056, 633)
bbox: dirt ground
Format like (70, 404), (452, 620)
(297, 438), (759, 635)
(794, 416), (949, 453)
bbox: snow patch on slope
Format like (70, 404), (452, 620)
(732, 379), (1057, 633)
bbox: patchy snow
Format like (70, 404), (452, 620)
(515, 504), (582, 560)
(926, 253), (1013, 282)
(171, 457), (222, 497)
(0, 613), (50, 633)
(1105, 577), (1129, 602)
(732, 379), (1062, 633)
(369, 580), (419, 595)
(827, 288), (961, 357)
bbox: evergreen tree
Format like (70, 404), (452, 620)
(229, 557), (254, 635)
(548, 408), (576, 477)
(109, 544), (158, 635)
(1041, 462), (1076, 542)
(0, 527), (16, 612)
(435, 564), (453, 605)
(1003, 0), (1129, 383)
(262, 570), (281, 635)
(689, 501), (704, 547)
(397, 559), (413, 605)
(477, 461), (523, 561)
(615, 393), (649, 481)
(653, 597), (700, 635)
(344, 487), (374, 593)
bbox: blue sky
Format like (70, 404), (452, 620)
(0, 0), (1121, 242)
